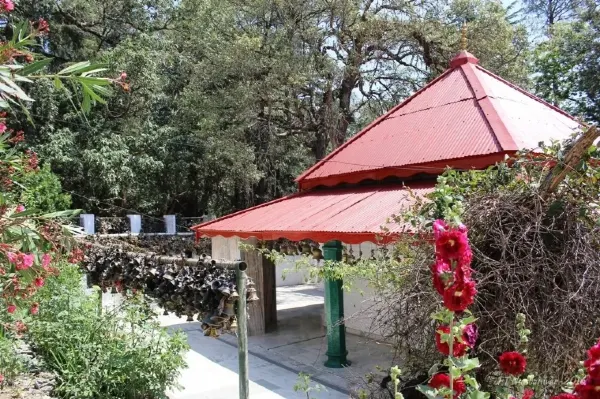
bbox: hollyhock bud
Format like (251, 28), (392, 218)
(499, 351), (527, 376)
(30, 303), (39, 315)
(7, 304), (15, 314)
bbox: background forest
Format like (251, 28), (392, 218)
(8, 0), (600, 217)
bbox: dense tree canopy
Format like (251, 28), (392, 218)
(9, 0), (595, 217)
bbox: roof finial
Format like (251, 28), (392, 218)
(460, 22), (468, 51)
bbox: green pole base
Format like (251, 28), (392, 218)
(324, 351), (351, 368)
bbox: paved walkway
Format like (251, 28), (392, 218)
(162, 322), (346, 399)
(157, 284), (396, 399)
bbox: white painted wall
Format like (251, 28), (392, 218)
(209, 236), (388, 339)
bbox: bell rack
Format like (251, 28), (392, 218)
(82, 242), (251, 399)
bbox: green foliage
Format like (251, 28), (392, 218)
(0, 335), (25, 383)
(18, 163), (72, 212)
(12, 0), (533, 217)
(28, 263), (189, 399)
(293, 372), (325, 399)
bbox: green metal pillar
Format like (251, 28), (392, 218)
(323, 240), (350, 368)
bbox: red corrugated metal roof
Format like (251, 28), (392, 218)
(296, 51), (583, 190)
(192, 183), (434, 244)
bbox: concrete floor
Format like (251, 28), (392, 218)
(159, 284), (398, 398)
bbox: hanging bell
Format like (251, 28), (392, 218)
(218, 283), (231, 296)
(222, 300), (235, 317)
(201, 311), (217, 329)
(111, 285), (118, 294)
(301, 243), (311, 255)
(229, 285), (239, 299)
(311, 246), (323, 260)
(186, 314), (194, 322)
(210, 280), (222, 292)
(229, 317), (238, 331)
(163, 309), (169, 316)
(247, 287), (259, 302)
(208, 327), (219, 338)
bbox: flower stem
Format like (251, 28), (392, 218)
(449, 315), (455, 397)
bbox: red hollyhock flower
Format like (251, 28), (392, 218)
(523, 389), (535, 399)
(34, 277), (45, 288)
(585, 340), (600, 379)
(428, 373), (466, 399)
(463, 324), (478, 348)
(550, 394), (578, 399)
(575, 377), (600, 399)
(443, 280), (477, 312)
(436, 228), (469, 261)
(435, 325), (468, 357)
(433, 219), (448, 239)
(7, 304), (15, 314)
(499, 351), (527, 376)
(431, 260), (452, 295)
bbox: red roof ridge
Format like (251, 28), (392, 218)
(449, 50), (479, 68)
(294, 67), (458, 186)
(459, 62), (518, 151)
(473, 65), (584, 126)
(191, 191), (305, 231)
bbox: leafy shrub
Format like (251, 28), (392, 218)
(18, 163), (72, 212)
(28, 263), (189, 399)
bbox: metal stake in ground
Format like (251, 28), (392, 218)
(236, 261), (249, 399)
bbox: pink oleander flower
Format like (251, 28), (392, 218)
(42, 253), (51, 269)
(0, 0), (13, 12)
(21, 253), (34, 269)
(15, 204), (25, 213)
(7, 304), (16, 314)
(34, 277), (44, 288)
(6, 252), (18, 263)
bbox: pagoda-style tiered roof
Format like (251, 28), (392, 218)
(192, 51), (582, 243)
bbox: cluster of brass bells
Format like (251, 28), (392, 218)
(265, 240), (324, 260)
(199, 277), (259, 338)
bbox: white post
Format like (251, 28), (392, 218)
(164, 215), (176, 235)
(80, 214), (95, 234)
(127, 215), (142, 234)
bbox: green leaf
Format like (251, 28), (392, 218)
(58, 61), (92, 75)
(453, 357), (480, 372)
(40, 209), (81, 219)
(53, 77), (64, 90)
(468, 390), (490, 399)
(20, 58), (54, 76)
